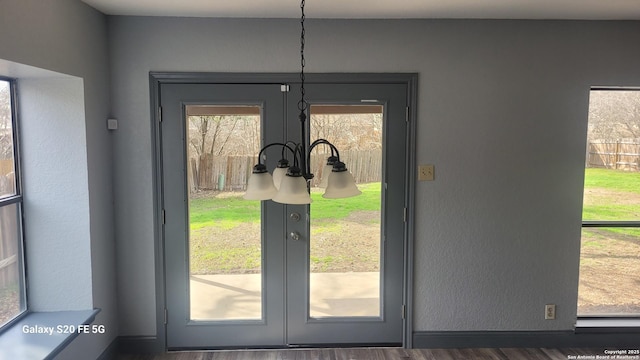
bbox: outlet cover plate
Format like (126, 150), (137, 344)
(545, 304), (556, 320)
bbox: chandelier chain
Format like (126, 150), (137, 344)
(298, 0), (307, 112)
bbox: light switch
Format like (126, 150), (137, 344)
(107, 118), (118, 130)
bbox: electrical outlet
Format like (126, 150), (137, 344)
(545, 304), (556, 320)
(418, 164), (434, 181)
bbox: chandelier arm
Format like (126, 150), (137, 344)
(293, 142), (305, 170)
(257, 143), (297, 165)
(309, 139), (341, 161)
(282, 141), (298, 160)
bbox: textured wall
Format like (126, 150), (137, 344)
(108, 17), (640, 336)
(0, 0), (116, 358)
(18, 77), (92, 310)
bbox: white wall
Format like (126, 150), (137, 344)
(0, 0), (117, 358)
(19, 77), (92, 311)
(109, 17), (640, 337)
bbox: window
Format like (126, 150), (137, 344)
(0, 77), (26, 327)
(578, 89), (640, 317)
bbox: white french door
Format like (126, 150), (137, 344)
(160, 78), (408, 349)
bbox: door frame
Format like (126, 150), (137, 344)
(149, 72), (418, 351)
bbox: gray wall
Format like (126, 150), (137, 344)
(109, 16), (640, 337)
(0, 0), (117, 358)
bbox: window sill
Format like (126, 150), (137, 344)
(0, 309), (100, 360)
(576, 318), (640, 333)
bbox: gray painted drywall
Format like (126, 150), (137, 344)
(108, 16), (640, 337)
(0, 0), (117, 358)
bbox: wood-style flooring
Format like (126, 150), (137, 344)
(117, 347), (604, 359)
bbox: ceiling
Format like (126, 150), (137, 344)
(81, 0), (640, 20)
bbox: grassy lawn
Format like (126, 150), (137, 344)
(190, 182), (380, 230)
(189, 183), (381, 274)
(579, 168), (640, 315)
(583, 168), (640, 195)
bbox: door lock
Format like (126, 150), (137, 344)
(290, 212), (301, 222)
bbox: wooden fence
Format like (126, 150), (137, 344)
(587, 139), (640, 171)
(189, 149), (382, 192)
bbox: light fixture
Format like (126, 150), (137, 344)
(244, 0), (361, 204)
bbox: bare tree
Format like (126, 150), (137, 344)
(311, 113), (382, 151)
(588, 91), (640, 141)
(0, 83), (13, 161)
(188, 115), (244, 157)
(188, 115), (209, 157)
(210, 116), (240, 156)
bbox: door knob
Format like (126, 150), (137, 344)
(290, 231), (301, 241)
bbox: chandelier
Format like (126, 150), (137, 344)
(243, 0), (361, 204)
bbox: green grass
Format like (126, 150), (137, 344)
(189, 182), (382, 274)
(190, 182), (381, 230)
(584, 168), (640, 195)
(310, 182), (381, 219)
(581, 168), (640, 245)
(190, 196), (259, 230)
(583, 168), (640, 221)
(195, 247), (261, 272)
(582, 204), (640, 221)
(607, 227), (640, 237)
(310, 255), (336, 272)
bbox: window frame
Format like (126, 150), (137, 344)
(579, 87), (640, 319)
(0, 76), (28, 332)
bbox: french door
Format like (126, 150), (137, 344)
(160, 78), (408, 349)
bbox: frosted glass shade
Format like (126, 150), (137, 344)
(272, 174), (312, 204)
(318, 156), (338, 188)
(272, 166), (289, 190)
(323, 168), (361, 199)
(318, 164), (334, 188)
(244, 169), (277, 200)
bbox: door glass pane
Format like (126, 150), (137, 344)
(308, 104), (383, 318)
(186, 105), (263, 321)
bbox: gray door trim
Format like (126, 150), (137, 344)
(149, 72), (417, 350)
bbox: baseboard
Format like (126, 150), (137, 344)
(96, 338), (120, 360)
(413, 330), (640, 348)
(118, 336), (164, 354)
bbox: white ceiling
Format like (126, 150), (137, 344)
(81, 0), (640, 20)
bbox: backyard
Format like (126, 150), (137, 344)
(188, 168), (640, 316)
(189, 182), (381, 275)
(2, 170), (637, 324)
(578, 168), (640, 315)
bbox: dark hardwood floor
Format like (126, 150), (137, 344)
(117, 347), (604, 359)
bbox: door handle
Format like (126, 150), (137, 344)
(290, 231), (301, 241)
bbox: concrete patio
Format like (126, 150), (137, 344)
(190, 272), (380, 320)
